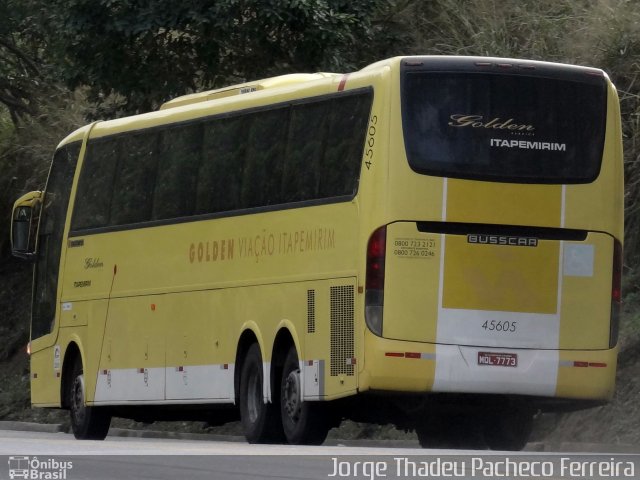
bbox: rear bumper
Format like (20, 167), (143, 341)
(361, 332), (617, 402)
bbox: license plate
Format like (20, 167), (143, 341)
(478, 352), (518, 367)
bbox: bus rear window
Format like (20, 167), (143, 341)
(401, 70), (607, 183)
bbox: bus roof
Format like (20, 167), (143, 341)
(159, 73), (339, 110)
(55, 56), (608, 149)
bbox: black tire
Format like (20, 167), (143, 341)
(69, 358), (111, 440)
(239, 343), (284, 443)
(483, 410), (533, 451)
(280, 347), (329, 445)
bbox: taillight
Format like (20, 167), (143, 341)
(365, 226), (386, 336)
(610, 239), (622, 348)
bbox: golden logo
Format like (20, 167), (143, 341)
(449, 114), (535, 132)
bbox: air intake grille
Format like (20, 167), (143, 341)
(307, 289), (316, 333)
(330, 285), (355, 376)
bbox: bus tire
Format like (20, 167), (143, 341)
(68, 358), (111, 440)
(483, 410), (533, 451)
(280, 347), (329, 445)
(239, 343), (283, 443)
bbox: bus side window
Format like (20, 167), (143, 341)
(282, 101), (328, 203)
(153, 123), (203, 220)
(321, 93), (372, 197)
(72, 139), (118, 230)
(240, 107), (289, 208)
(110, 132), (159, 226)
(197, 115), (248, 215)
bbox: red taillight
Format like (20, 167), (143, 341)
(612, 240), (622, 303)
(366, 226), (386, 290)
(610, 239), (622, 348)
(365, 226), (387, 336)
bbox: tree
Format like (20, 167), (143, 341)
(0, 0), (51, 124)
(51, 0), (395, 114)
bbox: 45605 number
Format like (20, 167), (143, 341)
(365, 115), (377, 170)
(482, 320), (517, 333)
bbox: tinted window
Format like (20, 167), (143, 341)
(197, 115), (248, 215)
(153, 124), (202, 220)
(71, 89), (372, 231)
(282, 101), (328, 202)
(402, 72), (606, 183)
(72, 139), (118, 229)
(240, 107), (288, 208)
(110, 132), (159, 225)
(322, 94), (371, 196)
(32, 142), (80, 339)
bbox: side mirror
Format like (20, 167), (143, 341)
(11, 191), (42, 261)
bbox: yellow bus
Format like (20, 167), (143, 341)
(11, 56), (623, 449)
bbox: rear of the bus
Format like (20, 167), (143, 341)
(365, 57), (623, 406)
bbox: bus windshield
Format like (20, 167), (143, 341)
(401, 69), (607, 184)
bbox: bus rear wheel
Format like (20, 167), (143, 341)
(68, 359), (111, 440)
(280, 347), (329, 445)
(239, 343), (284, 443)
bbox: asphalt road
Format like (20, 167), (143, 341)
(0, 429), (430, 456)
(0, 430), (434, 480)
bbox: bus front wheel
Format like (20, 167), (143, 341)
(68, 359), (111, 440)
(280, 347), (329, 445)
(239, 343), (283, 443)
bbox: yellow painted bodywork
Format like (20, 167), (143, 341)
(28, 56), (623, 409)
(446, 181), (563, 227)
(556, 348), (618, 399)
(442, 235), (560, 314)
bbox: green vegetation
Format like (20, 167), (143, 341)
(1, 0), (639, 445)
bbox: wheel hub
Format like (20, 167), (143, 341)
(72, 374), (86, 424)
(283, 369), (301, 422)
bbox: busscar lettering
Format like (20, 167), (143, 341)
(467, 234), (538, 247)
(73, 280), (92, 288)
